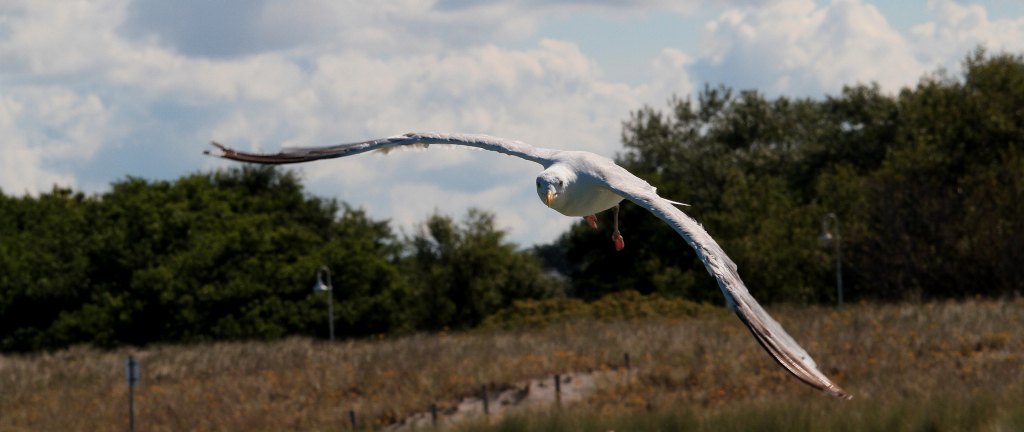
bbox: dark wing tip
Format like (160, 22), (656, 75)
(732, 305), (852, 399)
(203, 141), (302, 164)
(817, 380), (853, 399)
(204, 141), (230, 158)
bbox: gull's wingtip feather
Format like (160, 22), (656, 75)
(205, 141), (230, 158)
(827, 387), (854, 400)
(205, 141), (257, 161)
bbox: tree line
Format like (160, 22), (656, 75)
(0, 168), (563, 351)
(555, 49), (1024, 305)
(2, 49), (1022, 351)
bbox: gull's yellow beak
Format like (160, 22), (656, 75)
(546, 190), (555, 207)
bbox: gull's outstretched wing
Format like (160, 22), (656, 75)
(205, 132), (557, 167)
(602, 173), (851, 399)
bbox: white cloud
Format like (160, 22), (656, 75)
(688, 0), (1024, 99)
(0, 0), (679, 246)
(119, 0), (532, 57)
(0, 87), (110, 194)
(642, 48), (696, 105)
(118, 0), (718, 60)
(0, 0), (129, 76)
(7, 0), (670, 244)
(693, 0), (925, 96)
(911, 0), (1024, 70)
(0, 0), (1020, 245)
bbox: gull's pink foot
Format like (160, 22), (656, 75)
(584, 215), (598, 229)
(611, 204), (624, 251)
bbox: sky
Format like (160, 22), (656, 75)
(1, 0), (1022, 246)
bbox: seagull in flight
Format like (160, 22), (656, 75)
(206, 132), (851, 399)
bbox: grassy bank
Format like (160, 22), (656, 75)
(458, 395), (1024, 432)
(2, 299), (1023, 431)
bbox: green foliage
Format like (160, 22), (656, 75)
(480, 290), (721, 330)
(561, 49), (1024, 303)
(860, 49), (1024, 300)
(0, 167), (405, 350)
(0, 187), (97, 350)
(0, 167), (561, 351)
(407, 209), (567, 330)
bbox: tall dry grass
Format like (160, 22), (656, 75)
(2, 299), (1023, 431)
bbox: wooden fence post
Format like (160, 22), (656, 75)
(625, 352), (631, 389)
(554, 374), (561, 404)
(482, 385), (489, 415)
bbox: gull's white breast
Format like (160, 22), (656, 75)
(553, 180), (624, 217)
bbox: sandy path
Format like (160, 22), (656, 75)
(386, 369), (625, 430)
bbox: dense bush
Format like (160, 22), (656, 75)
(408, 209), (566, 330)
(559, 49), (1024, 304)
(0, 167), (561, 351)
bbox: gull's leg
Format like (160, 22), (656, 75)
(584, 214), (598, 229)
(612, 204), (624, 251)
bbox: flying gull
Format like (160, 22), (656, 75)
(206, 132), (851, 399)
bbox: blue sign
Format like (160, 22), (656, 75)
(125, 357), (140, 386)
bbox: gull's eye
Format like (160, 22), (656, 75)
(559, 180), (564, 187)
(536, 181), (541, 188)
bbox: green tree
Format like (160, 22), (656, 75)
(563, 86), (839, 303)
(407, 209), (565, 329)
(1, 167), (569, 352)
(861, 49), (1024, 299)
(0, 187), (98, 350)
(0, 167), (416, 351)
(559, 49), (1024, 304)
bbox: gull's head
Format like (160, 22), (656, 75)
(536, 166), (574, 209)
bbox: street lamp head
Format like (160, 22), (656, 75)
(819, 213), (837, 244)
(313, 271), (330, 294)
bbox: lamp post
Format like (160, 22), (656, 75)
(819, 213), (843, 309)
(313, 266), (334, 342)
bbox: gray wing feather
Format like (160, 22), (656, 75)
(604, 178), (851, 399)
(205, 132), (557, 166)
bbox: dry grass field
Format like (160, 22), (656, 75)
(3, 298), (1024, 431)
